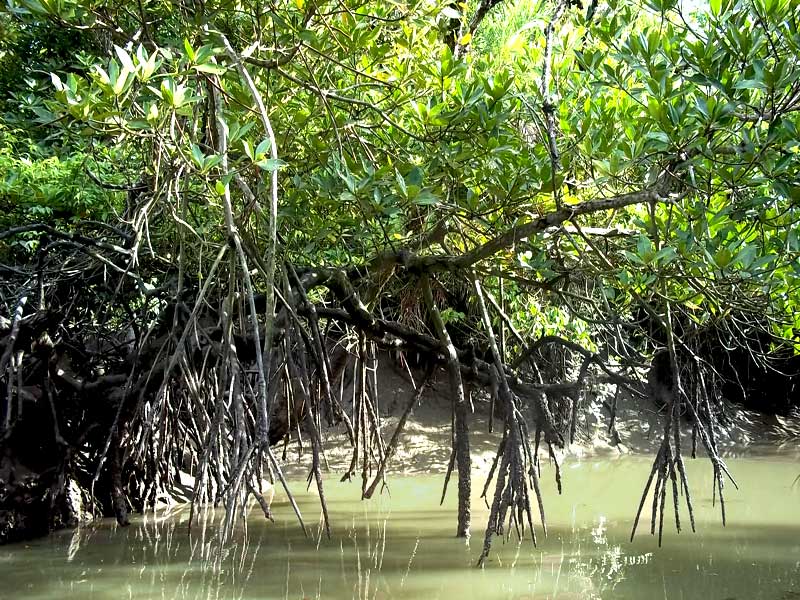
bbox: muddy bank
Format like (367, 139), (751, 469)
(274, 358), (800, 482)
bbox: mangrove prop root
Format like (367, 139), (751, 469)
(422, 274), (471, 538)
(0, 215), (737, 554)
(473, 278), (556, 566)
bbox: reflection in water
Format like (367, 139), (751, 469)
(1, 455), (799, 599)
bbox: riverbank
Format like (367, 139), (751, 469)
(274, 359), (800, 482)
(4, 355), (799, 546)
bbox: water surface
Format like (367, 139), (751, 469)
(1, 454), (799, 599)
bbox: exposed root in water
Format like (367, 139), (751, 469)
(631, 303), (737, 545)
(0, 210), (747, 556)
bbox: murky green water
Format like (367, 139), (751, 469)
(1, 454), (799, 599)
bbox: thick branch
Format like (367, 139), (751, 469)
(369, 184), (669, 274)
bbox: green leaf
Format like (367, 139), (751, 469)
(750, 254), (777, 271)
(193, 63), (227, 75)
(413, 190), (439, 206)
(255, 138), (271, 158)
(127, 120), (151, 130)
(655, 246), (677, 265)
(257, 158), (288, 171)
(440, 308), (465, 325)
(733, 79), (766, 90)
(714, 248), (732, 268)
(734, 244), (757, 269)
(194, 45), (219, 64)
(406, 166), (424, 187)
(171, 84), (187, 107)
(147, 103), (159, 122)
(624, 251), (645, 265)
(395, 169), (407, 197)
(114, 45), (135, 73)
(636, 235), (653, 260)
(191, 144), (205, 168)
(242, 140), (254, 161)
(112, 67), (132, 96)
(183, 39), (196, 62)
(203, 155), (222, 171)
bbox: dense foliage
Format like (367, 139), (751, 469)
(3, 0), (799, 343)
